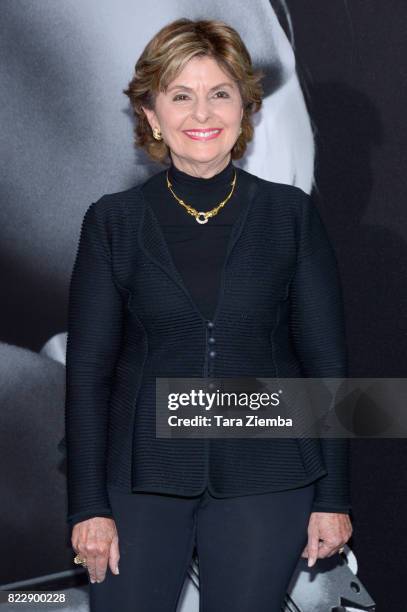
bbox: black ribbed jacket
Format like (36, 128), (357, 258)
(64, 167), (351, 527)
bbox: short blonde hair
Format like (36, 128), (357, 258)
(123, 18), (265, 164)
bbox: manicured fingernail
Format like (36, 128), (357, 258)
(308, 558), (314, 567)
(115, 565), (120, 574)
(90, 579), (95, 583)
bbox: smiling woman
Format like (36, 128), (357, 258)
(65, 16), (352, 612)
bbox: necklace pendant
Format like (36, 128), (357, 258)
(196, 212), (208, 224)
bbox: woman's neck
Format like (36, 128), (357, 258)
(169, 155), (232, 179)
(168, 156), (234, 196)
(166, 157), (236, 213)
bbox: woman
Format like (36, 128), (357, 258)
(66, 18), (352, 611)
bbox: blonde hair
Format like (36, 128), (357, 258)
(123, 18), (265, 164)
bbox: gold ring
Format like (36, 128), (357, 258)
(74, 554), (88, 567)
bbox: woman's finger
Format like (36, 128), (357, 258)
(317, 538), (343, 559)
(306, 530), (320, 567)
(94, 547), (110, 583)
(86, 554), (98, 583)
(300, 544), (308, 558)
(108, 535), (120, 576)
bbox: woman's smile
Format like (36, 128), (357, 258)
(182, 128), (223, 141)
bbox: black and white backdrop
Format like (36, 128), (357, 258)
(1, 1), (406, 610)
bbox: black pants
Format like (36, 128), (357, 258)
(89, 482), (315, 612)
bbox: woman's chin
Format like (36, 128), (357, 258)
(177, 145), (229, 163)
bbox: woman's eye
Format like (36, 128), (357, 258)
(172, 91), (230, 102)
(214, 90), (230, 98)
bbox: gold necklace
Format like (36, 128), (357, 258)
(165, 167), (237, 225)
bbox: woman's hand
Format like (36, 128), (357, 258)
(71, 517), (120, 583)
(301, 512), (353, 567)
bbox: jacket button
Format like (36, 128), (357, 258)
(208, 337), (216, 344)
(207, 320), (215, 329)
(208, 381), (216, 390)
(209, 350), (216, 358)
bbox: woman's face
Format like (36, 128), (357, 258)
(142, 55), (244, 173)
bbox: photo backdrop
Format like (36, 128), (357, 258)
(1, 1), (406, 609)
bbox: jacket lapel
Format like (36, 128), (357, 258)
(137, 186), (190, 296)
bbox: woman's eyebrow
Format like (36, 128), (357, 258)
(168, 82), (234, 93)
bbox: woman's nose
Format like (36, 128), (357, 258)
(190, 98), (212, 122)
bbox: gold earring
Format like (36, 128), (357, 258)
(239, 126), (242, 135)
(153, 127), (162, 140)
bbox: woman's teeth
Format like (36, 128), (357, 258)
(184, 129), (222, 139)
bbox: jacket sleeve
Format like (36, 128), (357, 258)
(289, 189), (351, 514)
(65, 199), (124, 527)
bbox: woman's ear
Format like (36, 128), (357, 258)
(141, 106), (157, 131)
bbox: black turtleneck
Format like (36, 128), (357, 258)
(140, 158), (246, 320)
